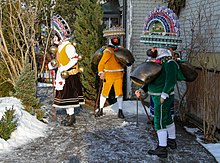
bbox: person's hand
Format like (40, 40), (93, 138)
(100, 73), (104, 80)
(135, 90), (141, 98)
(160, 97), (165, 104)
(48, 62), (53, 70)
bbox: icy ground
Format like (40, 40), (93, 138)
(0, 86), (218, 163)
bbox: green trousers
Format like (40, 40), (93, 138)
(152, 95), (174, 131)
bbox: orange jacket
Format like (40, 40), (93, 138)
(98, 47), (124, 80)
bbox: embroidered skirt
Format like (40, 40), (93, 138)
(53, 73), (84, 108)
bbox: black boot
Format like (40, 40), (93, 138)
(61, 115), (70, 125)
(148, 146), (168, 158)
(167, 138), (177, 149)
(118, 109), (125, 119)
(64, 114), (76, 126)
(95, 108), (103, 117)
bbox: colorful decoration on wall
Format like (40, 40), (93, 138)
(140, 6), (182, 49)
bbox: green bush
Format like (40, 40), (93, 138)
(24, 105), (35, 115)
(14, 64), (40, 108)
(35, 109), (46, 121)
(0, 107), (17, 141)
(14, 63), (45, 120)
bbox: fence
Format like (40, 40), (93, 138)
(186, 69), (220, 129)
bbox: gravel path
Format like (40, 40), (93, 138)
(0, 87), (217, 163)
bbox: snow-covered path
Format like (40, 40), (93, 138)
(0, 106), (217, 163)
(0, 86), (217, 162)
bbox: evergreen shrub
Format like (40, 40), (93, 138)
(14, 63), (45, 120)
(35, 109), (46, 121)
(75, 0), (103, 102)
(0, 107), (17, 141)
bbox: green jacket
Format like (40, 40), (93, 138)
(148, 59), (185, 99)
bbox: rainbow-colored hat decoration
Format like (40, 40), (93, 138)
(51, 14), (71, 40)
(140, 6), (182, 48)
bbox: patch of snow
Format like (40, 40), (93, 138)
(0, 97), (47, 153)
(37, 82), (53, 87)
(184, 126), (220, 162)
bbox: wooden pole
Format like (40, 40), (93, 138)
(136, 97), (139, 127)
(94, 79), (103, 115)
(50, 70), (56, 121)
(139, 97), (157, 138)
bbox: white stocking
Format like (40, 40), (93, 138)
(99, 94), (106, 109)
(117, 96), (123, 110)
(157, 129), (167, 147)
(66, 108), (74, 115)
(167, 122), (176, 139)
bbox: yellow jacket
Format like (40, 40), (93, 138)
(98, 47), (124, 80)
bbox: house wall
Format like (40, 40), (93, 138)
(125, 0), (165, 98)
(179, 0), (220, 70)
(178, 0), (220, 129)
(179, 0), (220, 52)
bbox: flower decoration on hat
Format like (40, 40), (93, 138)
(51, 14), (71, 40)
(140, 6), (182, 49)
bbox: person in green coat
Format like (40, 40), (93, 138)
(149, 47), (185, 158)
(136, 47), (185, 158)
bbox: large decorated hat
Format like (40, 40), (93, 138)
(103, 26), (125, 38)
(51, 14), (71, 40)
(140, 6), (182, 48)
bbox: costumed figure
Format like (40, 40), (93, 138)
(92, 26), (135, 119)
(48, 14), (84, 127)
(131, 6), (197, 158)
(141, 49), (175, 124)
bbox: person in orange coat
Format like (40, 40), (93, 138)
(95, 37), (125, 118)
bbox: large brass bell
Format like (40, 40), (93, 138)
(60, 70), (69, 79)
(178, 61), (198, 82)
(114, 47), (135, 66)
(49, 46), (58, 54)
(51, 59), (58, 67)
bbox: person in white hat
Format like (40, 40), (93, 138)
(135, 47), (185, 158)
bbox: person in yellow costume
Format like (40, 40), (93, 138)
(95, 37), (125, 119)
